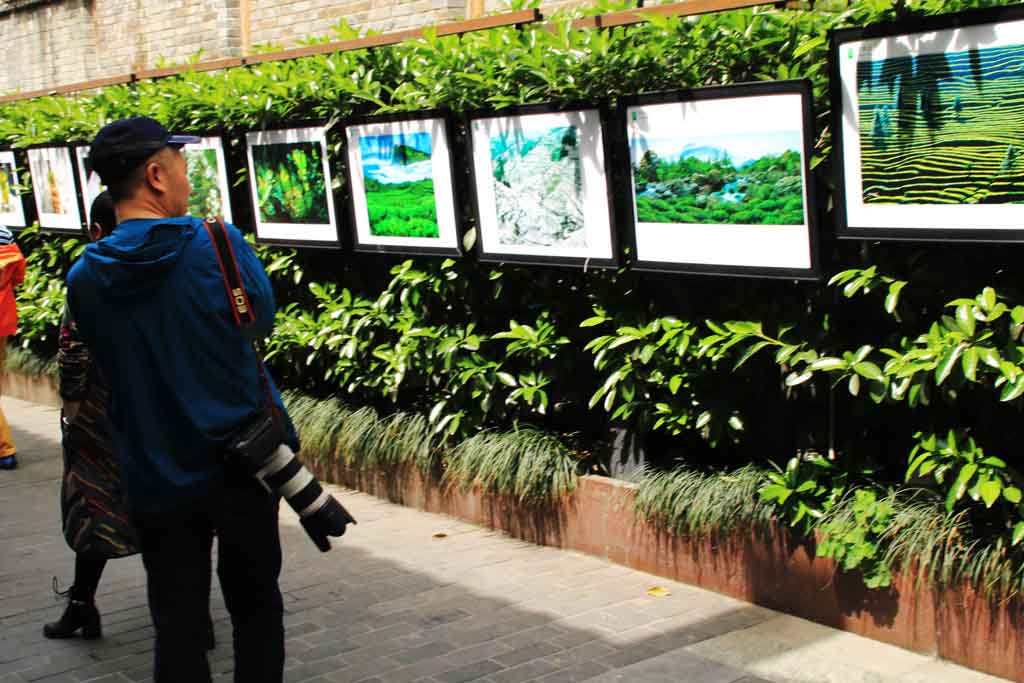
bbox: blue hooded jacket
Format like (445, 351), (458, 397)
(66, 216), (298, 514)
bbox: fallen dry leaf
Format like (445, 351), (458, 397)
(646, 586), (672, 597)
(432, 532), (448, 539)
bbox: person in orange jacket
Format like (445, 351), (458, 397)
(0, 224), (26, 470)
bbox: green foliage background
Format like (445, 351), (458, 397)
(4, 0), (1024, 598)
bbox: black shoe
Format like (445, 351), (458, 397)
(206, 619), (216, 650)
(43, 599), (101, 639)
(0, 455), (16, 470)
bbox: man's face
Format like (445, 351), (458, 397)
(163, 147), (192, 217)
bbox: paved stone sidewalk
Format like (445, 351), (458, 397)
(0, 396), (1011, 683)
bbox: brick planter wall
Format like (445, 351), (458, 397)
(1, 370), (60, 407)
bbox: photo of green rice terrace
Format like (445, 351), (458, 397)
(631, 130), (806, 226)
(490, 124), (585, 247)
(857, 42), (1024, 204)
(359, 132), (439, 238)
(253, 141), (330, 224)
(184, 148), (223, 219)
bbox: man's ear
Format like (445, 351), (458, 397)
(144, 154), (168, 194)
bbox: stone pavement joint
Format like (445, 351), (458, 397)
(0, 397), (1010, 683)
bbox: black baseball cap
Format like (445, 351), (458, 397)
(88, 117), (200, 185)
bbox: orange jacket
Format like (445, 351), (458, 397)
(0, 243), (26, 337)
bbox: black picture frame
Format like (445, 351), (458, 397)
(340, 109), (463, 258)
(465, 101), (620, 269)
(242, 120), (344, 250)
(0, 146), (35, 230)
(831, 3), (1024, 242)
(24, 142), (86, 235)
(70, 141), (105, 230)
(616, 79), (821, 280)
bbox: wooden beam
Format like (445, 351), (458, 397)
(134, 58), (245, 81)
(597, 0), (777, 27)
(51, 73), (134, 96)
(435, 8), (540, 35)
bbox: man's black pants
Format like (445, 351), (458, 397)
(133, 475), (284, 683)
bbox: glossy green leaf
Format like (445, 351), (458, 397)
(979, 479), (1001, 508)
(853, 361), (884, 381)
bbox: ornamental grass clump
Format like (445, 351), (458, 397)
(284, 391), (438, 475)
(284, 390), (352, 467)
(633, 464), (771, 537)
(445, 428), (578, 503)
(4, 343), (57, 380)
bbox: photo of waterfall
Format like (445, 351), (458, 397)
(345, 116), (461, 255)
(468, 107), (616, 266)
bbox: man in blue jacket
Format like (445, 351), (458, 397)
(67, 117), (296, 683)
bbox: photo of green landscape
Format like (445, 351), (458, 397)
(857, 42), (1024, 204)
(630, 128), (805, 226)
(358, 132), (439, 238)
(253, 141), (330, 225)
(184, 148), (223, 219)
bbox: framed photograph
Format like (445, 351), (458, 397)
(73, 144), (106, 223)
(832, 4), (1024, 241)
(621, 80), (819, 279)
(467, 104), (617, 267)
(0, 149), (30, 229)
(26, 145), (83, 233)
(183, 136), (234, 223)
(244, 124), (340, 247)
(343, 113), (461, 256)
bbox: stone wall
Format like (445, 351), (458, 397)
(0, 0), (594, 94)
(248, 0), (468, 47)
(0, 0), (238, 93)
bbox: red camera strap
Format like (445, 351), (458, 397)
(202, 218), (278, 418)
(202, 218), (255, 329)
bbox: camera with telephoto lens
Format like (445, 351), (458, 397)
(226, 412), (356, 552)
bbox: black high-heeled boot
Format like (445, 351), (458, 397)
(43, 597), (102, 639)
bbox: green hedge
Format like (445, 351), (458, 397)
(5, 0), (1024, 597)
